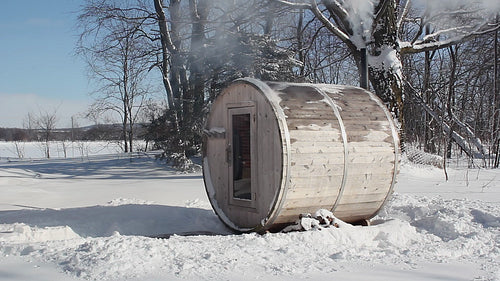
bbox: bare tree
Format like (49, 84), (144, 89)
(32, 108), (58, 158)
(77, 0), (155, 152)
(274, 0), (499, 129)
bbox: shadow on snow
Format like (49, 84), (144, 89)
(0, 153), (202, 180)
(0, 204), (232, 238)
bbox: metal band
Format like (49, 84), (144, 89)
(313, 86), (349, 212)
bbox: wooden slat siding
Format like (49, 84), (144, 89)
(290, 143), (345, 154)
(282, 196), (341, 209)
(323, 86), (395, 221)
(291, 153), (344, 165)
(345, 162), (394, 172)
(286, 120), (340, 131)
(285, 183), (343, 198)
(283, 111), (337, 119)
(289, 163), (344, 177)
(275, 84), (345, 220)
(334, 202), (385, 220)
(338, 192), (388, 203)
(288, 130), (342, 141)
(347, 132), (392, 142)
(283, 101), (332, 110)
(347, 153), (394, 164)
(289, 176), (343, 189)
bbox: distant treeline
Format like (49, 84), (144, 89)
(0, 124), (147, 142)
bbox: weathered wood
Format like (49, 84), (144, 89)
(203, 78), (399, 232)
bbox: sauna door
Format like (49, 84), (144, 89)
(227, 104), (256, 209)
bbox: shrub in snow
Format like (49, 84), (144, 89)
(168, 153), (201, 172)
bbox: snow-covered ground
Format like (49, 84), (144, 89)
(0, 145), (499, 281)
(0, 141), (129, 160)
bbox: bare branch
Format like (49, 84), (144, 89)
(271, 0), (311, 9)
(397, 0), (411, 33)
(308, 0), (350, 43)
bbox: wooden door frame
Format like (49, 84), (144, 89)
(227, 102), (257, 209)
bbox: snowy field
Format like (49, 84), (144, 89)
(0, 143), (499, 281)
(0, 141), (130, 160)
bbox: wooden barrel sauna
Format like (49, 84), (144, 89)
(202, 78), (399, 232)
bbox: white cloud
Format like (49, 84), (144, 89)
(0, 93), (92, 128)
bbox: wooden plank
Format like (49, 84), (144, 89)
(333, 201), (382, 218)
(290, 143), (344, 154)
(340, 115), (389, 123)
(345, 162), (394, 173)
(288, 176), (343, 192)
(342, 173), (393, 186)
(289, 130), (342, 142)
(336, 192), (388, 204)
(346, 153), (395, 164)
(334, 201), (382, 213)
(289, 163), (345, 177)
(286, 184), (341, 198)
(349, 142), (392, 149)
(282, 196), (338, 209)
(347, 129), (391, 137)
(283, 103), (332, 111)
(347, 134), (393, 144)
(290, 153), (344, 166)
(286, 119), (340, 130)
(340, 187), (390, 200)
(348, 141), (395, 147)
(284, 107), (333, 114)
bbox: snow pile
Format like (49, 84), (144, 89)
(378, 194), (500, 262)
(0, 224), (81, 244)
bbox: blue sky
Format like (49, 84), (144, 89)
(0, 0), (91, 128)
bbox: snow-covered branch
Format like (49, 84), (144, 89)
(422, 25), (475, 42)
(308, 0), (350, 43)
(322, 0), (348, 19)
(397, 0), (411, 32)
(271, 0), (311, 10)
(272, 0), (351, 44)
(400, 23), (500, 54)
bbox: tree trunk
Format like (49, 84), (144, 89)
(446, 46), (458, 159)
(122, 116), (129, 153)
(187, 0), (209, 120)
(369, 0), (404, 124)
(423, 25), (436, 154)
(493, 22), (499, 167)
(153, 0), (175, 110)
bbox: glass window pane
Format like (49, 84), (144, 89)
(232, 113), (251, 200)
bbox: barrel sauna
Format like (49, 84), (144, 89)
(203, 78), (399, 232)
